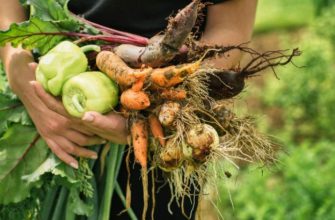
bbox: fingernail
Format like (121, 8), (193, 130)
(101, 140), (107, 144)
(70, 162), (79, 169)
(29, 81), (36, 86)
(91, 154), (98, 159)
(82, 113), (94, 122)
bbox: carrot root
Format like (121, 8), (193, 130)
(150, 61), (201, 88)
(131, 119), (149, 220)
(121, 89), (150, 110)
(160, 89), (187, 100)
(96, 51), (151, 87)
(141, 167), (149, 220)
(148, 114), (166, 147)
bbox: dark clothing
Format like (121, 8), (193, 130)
(68, 1), (226, 219)
(69, 0), (226, 37)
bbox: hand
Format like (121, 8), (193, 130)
(32, 77), (128, 145)
(30, 80), (107, 169)
(81, 111), (128, 145)
(4, 48), (105, 169)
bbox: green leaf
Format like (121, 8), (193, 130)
(28, 0), (80, 31)
(0, 125), (49, 204)
(0, 17), (67, 55)
(68, 187), (94, 216)
(22, 153), (77, 185)
(24, 0), (99, 34)
(29, 0), (71, 21)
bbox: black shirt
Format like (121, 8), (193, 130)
(69, 0), (226, 37)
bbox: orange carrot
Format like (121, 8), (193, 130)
(120, 89), (150, 110)
(96, 51), (152, 87)
(131, 119), (149, 220)
(96, 51), (201, 89)
(131, 74), (146, 92)
(150, 61), (201, 88)
(160, 88), (187, 100)
(148, 114), (166, 147)
(131, 119), (148, 168)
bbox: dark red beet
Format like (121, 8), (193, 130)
(208, 70), (245, 100)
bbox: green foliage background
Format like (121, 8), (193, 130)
(218, 1), (335, 219)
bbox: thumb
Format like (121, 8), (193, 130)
(82, 111), (102, 124)
(28, 62), (38, 72)
(82, 111), (126, 132)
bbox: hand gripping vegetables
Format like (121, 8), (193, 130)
(35, 41), (100, 96)
(62, 71), (119, 117)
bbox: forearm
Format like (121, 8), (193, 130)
(201, 0), (257, 69)
(0, 0), (29, 68)
(0, 0), (36, 98)
(200, 29), (247, 69)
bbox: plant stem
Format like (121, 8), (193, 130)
(74, 35), (147, 45)
(39, 186), (59, 220)
(0, 31), (147, 46)
(72, 94), (84, 113)
(80, 44), (101, 53)
(88, 169), (99, 220)
(65, 195), (76, 220)
(115, 182), (138, 220)
(51, 187), (69, 220)
(73, 14), (149, 44)
(98, 143), (125, 220)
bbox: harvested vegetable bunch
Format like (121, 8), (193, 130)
(36, 41), (100, 96)
(62, 71), (119, 117)
(0, 0), (303, 219)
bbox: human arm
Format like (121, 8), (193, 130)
(0, 0), (107, 169)
(201, 0), (258, 68)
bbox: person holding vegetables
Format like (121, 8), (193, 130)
(0, 0), (257, 218)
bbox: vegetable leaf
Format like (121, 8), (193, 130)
(29, 0), (71, 21)
(22, 153), (77, 185)
(69, 187), (94, 216)
(0, 125), (49, 204)
(28, 0), (80, 31)
(25, 0), (100, 34)
(0, 17), (67, 55)
(0, 64), (32, 135)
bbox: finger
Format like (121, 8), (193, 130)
(46, 139), (78, 169)
(30, 81), (69, 116)
(82, 111), (127, 133)
(104, 135), (128, 145)
(28, 62), (38, 71)
(69, 122), (94, 137)
(65, 130), (106, 146)
(58, 137), (98, 159)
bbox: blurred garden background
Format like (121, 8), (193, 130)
(214, 0), (335, 219)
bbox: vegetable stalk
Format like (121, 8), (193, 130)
(98, 144), (125, 220)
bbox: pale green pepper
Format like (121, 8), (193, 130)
(36, 41), (100, 96)
(62, 71), (119, 117)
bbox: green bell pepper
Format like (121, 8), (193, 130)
(36, 41), (100, 96)
(62, 71), (119, 117)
